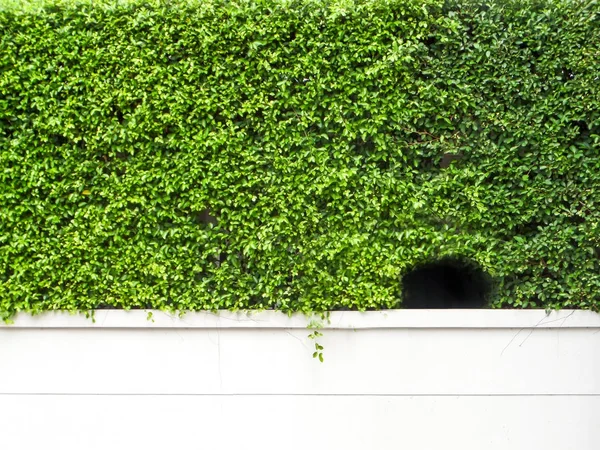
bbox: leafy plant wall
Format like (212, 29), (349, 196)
(1, 0), (599, 317)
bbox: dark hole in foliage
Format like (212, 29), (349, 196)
(196, 208), (218, 227)
(569, 214), (586, 225)
(560, 67), (575, 81)
(50, 134), (69, 146)
(1, 119), (15, 138)
(440, 152), (463, 169)
(401, 257), (492, 308)
(130, 99), (143, 109)
(423, 35), (437, 48)
(353, 136), (375, 152)
(113, 106), (125, 124)
(572, 120), (589, 132)
(570, 120), (591, 142)
(1, 266), (14, 282)
(513, 218), (543, 236)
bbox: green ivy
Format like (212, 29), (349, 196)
(1, 0), (599, 318)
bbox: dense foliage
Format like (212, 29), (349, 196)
(1, 0), (599, 318)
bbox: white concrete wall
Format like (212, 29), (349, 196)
(1, 309), (599, 450)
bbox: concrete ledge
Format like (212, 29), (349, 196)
(2, 309), (599, 329)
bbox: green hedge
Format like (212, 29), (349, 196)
(1, 0), (599, 317)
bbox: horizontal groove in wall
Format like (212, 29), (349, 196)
(1, 393), (600, 397)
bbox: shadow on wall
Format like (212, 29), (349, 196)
(401, 258), (492, 309)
